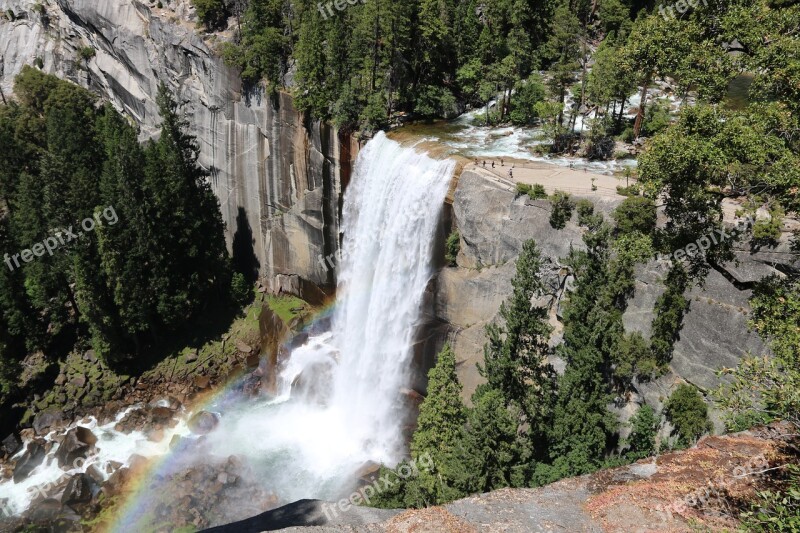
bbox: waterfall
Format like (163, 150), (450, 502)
(0, 132), (454, 520)
(205, 131), (455, 499)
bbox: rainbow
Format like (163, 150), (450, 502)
(106, 302), (338, 533)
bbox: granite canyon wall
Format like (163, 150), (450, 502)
(0, 0), (350, 289)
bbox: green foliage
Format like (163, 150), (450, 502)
(752, 205), (785, 245)
(402, 344), (470, 507)
(649, 265), (689, 367)
(549, 190), (574, 229)
(549, 225), (623, 477)
(612, 196), (656, 237)
(192, 0), (229, 30)
(715, 276), (800, 430)
(0, 71), (232, 365)
(664, 384), (711, 447)
(509, 74), (546, 125)
(625, 404), (658, 460)
(79, 47), (96, 62)
(575, 199), (595, 226)
(230, 272), (252, 306)
(529, 183), (547, 200)
(445, 230), (460, 267)
(478, 240), (555, 478)
(613, 331), (657, 386)
(741, 464), (800, 532)
(641, 99), (671, 138)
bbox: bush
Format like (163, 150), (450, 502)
(664, 384), (712, 447)
(549, 191), (574, 229)
(576, 199), (595, 226)
(529, 183), (547, 200)
(626, 404), (658, 459)
(445, 230), (460, 266)
(79, 47), (96, 62)
(230, 272), (252, 306)
(516, 183), (532, 197)
(612, 196), (656, 236)
(192, 0), (229, 30)
(616, 184), (641, 197)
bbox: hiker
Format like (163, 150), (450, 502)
(501, 159), (504, 167)
(491, 161), (495, 168)
(508, 168), (513, 179)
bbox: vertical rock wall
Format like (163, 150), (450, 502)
(0, 0), (346, 288)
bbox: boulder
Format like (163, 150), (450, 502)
(74, 426), (97, 446)
(245, 354), (260, 369)
(33, 409), (65, 435)
(55, 429), (91, 469)
(61, 473), (95, 506)
(1, 433), (22, 456)
(186, 351), (198, 363)
(188, 411), (219, 435)
(13, 442), (46, 483)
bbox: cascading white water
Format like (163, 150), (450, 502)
(0, 132), (454, 519)
(203, 131), (455, 499)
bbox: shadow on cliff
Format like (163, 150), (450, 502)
(232, 207), (260, 283)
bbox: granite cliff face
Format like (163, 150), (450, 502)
(0, 0), (349, 289)
(434, 169), (798, 430)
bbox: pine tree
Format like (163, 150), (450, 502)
(403, 343), (469, 507)
(549, 227), (620, 478)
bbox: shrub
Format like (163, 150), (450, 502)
(616, 184), (641, 197)
(612, 196), (656, 236)
(230, 272), (252, 306)
(626, 404), (658, 459)
(549, 191), (574, 229)
(664, 384), (712, 447)
(576, 199), (595, 226)
(516, 183), (532, 197)
(445, 230), (460, 266)
(529, 183), (547, 200)
(192, 0), (229, 30)
(79, 47), (96, 62)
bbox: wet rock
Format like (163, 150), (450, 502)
(245, 354), (260, 369)
(1, 433), (21, 456)
(188, 411), (219, 435)
(75, 426), (97, 446)
(33, 409), (65, 435)
(186, 351), (198, 363)
(55, 429), (91, 469)
(27, 498), (63, 521)
(13, 441), (46, 483)
(61, 473), (95, 506)
(102, 467), (130, 497)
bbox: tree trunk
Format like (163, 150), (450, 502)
(633, 76), (650, 139)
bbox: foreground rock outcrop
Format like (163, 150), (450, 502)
(202, 424), (797, 532)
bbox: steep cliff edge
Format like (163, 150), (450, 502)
(0, 0), (348, 289)
(434, 168), (798, 429)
